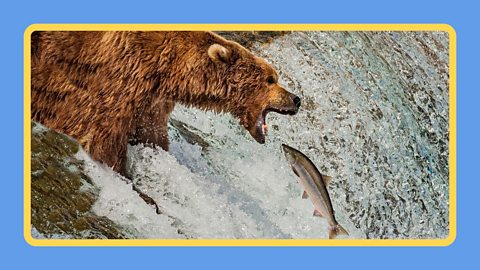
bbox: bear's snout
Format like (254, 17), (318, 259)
(293, 95), (301, 111)
(278, 91), (301, 115)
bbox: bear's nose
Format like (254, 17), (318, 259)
(293, 96), (301, 109)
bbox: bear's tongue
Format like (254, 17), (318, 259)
(260, 109), (270, 136)
(262, 123), (268, 135)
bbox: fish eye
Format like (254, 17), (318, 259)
(267, 76), (276, 84)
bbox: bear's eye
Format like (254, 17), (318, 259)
(267, 76), (276, 84)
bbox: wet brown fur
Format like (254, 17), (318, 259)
(31, 31), (297, 173)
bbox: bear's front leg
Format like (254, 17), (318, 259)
(86, 127), (130, 175)
(132, 100), (175, 151)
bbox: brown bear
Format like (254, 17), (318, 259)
(31, 31), (301, 175)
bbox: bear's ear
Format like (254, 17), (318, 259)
(208, 44), (232, 64)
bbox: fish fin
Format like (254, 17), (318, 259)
(328, 224), (349, 239)
(313, 209), (323, 217)
(337, 224), (349, 236)
(292, 166), (300, 177)
(322, 174), (332, 185)
(302, 191), (309, 199)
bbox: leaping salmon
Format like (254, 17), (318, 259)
(281, 144), (348, 239)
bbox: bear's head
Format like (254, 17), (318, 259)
(205, 39), (301, 144)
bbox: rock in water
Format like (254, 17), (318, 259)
(30, 122), (127, 239)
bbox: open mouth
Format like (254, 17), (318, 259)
(254, 106), (298, 143)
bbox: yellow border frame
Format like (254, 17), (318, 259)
(24, 24), (456, 247)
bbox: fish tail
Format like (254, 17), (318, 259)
(328, 224), (349, 239)
(337, 224), (349, 236)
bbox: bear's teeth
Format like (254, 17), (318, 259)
(262, 123), (268, 135)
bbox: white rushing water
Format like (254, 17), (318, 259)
(78, 31), (449, 239)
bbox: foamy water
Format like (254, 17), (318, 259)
(76, 31), (449, 239)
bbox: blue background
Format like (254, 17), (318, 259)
(1, 0), (476, 269)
